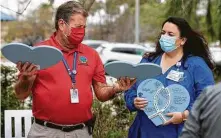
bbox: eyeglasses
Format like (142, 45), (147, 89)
(62, 19), (86, 28)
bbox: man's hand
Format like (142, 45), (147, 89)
(92, 77), (136, 102)
(113, 77), (136, 92)
(164, 112), (183, 125)
(15, 62), (38, 100)
(16, 62), (38, 81)
(134, 97), (148, 110)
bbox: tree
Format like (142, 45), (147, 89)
(139, 2), (167, 41)
(166, 0), (221, 42)
(79, 0), (96, 11)
(48, 0), (55, 6)
(4, 3), (54, 45)
(87, 0), (166, 42)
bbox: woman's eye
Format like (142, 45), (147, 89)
(168, 33), (175, 37)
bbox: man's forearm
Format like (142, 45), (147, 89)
(94, 84), (118, 102)
(93, 78), (135, 102)
(14, 79), (33, 100)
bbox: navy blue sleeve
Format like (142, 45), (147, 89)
(187, 57), (215, 110)
(124, 82), (138, 112)
(124, 57), (150, 112)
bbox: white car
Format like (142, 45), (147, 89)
(82, 40), (108, 49)
(96, 43), (152, 64)
(141, 42), (156, 53)
(210, 47), (221, 65)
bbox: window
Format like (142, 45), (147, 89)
(135, 49), (145, 55)
(97, 46), (106, 54)
(111, 48), (136, 55)
(87, 44), (101, 49)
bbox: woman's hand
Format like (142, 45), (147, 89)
(164, 112), (183, 125)
(134, 97), (148, 110)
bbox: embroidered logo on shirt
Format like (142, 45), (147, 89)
(79, 56), (88, 65)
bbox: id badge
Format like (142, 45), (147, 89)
(166, 70), (183, 82)
(70, 89), (79, 103)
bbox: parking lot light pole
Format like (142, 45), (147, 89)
(135, 0), (140, 44)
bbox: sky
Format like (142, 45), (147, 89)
(0, 0), (107, 23)
(0, 0), (79, 16)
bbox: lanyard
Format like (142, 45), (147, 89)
(62, 52), (78, 84)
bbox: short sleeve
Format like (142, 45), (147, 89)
(92, 52), (106, 83)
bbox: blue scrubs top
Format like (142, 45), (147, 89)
(124, 55), (214, 138)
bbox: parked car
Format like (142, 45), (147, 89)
(209, 41), (220, 47)
(82, 40), (108, 49)
(210, 47), (221, 66)
(96, 43), (153, 64)
(141, 42), (156, 53)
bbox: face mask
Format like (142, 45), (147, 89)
(63, 21), (85, 45)
(159, 35), (177, 52)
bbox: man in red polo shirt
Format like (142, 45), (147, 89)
(14, 1), (136, 138)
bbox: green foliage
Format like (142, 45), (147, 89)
(1, 65), (23, 137)
(88, 0), (221, 43)
(92, 96), (136, 138)
(214, 65), (221, 82)
(139, 2), (167, 41)
(166, 0), (221, 42)
(3, 3), (54, 44)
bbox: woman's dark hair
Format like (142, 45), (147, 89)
(146, 17), (214, 70)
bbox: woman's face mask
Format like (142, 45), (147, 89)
(159, 35), (178, 52)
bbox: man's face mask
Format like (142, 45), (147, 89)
(63, 21), (85, 45)
(159, 35), (178, 52)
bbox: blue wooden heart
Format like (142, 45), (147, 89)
(1, 43), (63, 69)
(137, 79), (190, 126)
(105, 61), (162, 80)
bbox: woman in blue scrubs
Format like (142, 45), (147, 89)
(124, 17), (215, 138)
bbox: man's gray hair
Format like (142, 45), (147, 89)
(55, 1), (88, 30)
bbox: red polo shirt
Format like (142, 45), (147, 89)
(32, 32), (106, 125)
